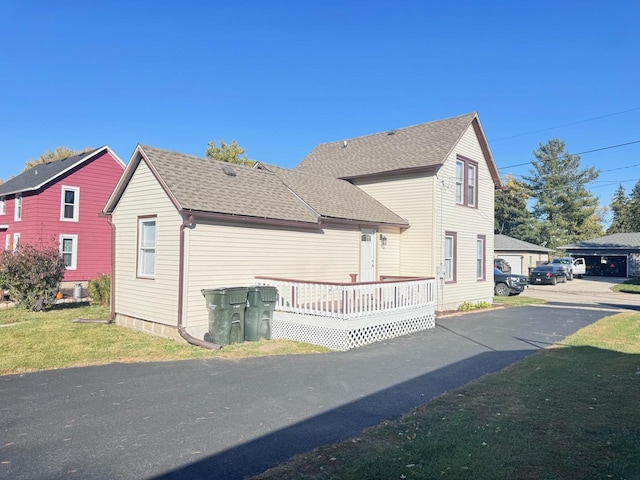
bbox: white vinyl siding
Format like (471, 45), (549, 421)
(60, 234), (78, 270)
(60, 186), (80, 222)
(435, 124), (495, 309)
(111, 161), (183, 327)
(184, 221), (363, 336)
(355, 174), (435, 277)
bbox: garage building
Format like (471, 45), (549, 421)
(494, 234), (551, 275)
(560, 232), (640, 278)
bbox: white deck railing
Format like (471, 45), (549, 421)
(254, 276), (436, 350)
(254, 276), (434, 319)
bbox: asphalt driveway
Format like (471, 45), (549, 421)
(0, 299), (628, 480)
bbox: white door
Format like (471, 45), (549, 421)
(360, 229), (376, 282)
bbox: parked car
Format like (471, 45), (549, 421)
(494, 258), (511, 273)
(550, 257), (586, 280)
(529, 264), (568, 285)
(494, 268), (528, 296)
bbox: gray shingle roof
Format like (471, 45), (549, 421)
(137, 146), (319, 224)
(296, 112), (479, 179)
(495, 234), (551, 252)
(258, 163), (408, 226)
(108, 145), (408, 227)
(560, 232), (640, 249)
(0, 147), (103, 196)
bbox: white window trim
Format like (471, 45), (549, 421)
(444, 232), (457, 283)
(0, 196), (5, 215)
(12, 233), (20, 252)
(60, 186), (80, 222)
(5, 234), (10, 251)
(137, 217), (156, 278)
(477, 235), (486, 280)
(60, 234), (78, 270)
(14, 193), (22, 221)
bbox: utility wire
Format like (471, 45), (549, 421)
(490, 107), (640, 142)
(499, 140), (640, 170)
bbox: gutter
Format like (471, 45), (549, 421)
(178, 215), (221, 350)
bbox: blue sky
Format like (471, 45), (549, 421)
(1, 1), (638, 222)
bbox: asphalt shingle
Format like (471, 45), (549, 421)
(296, 113), (477, 179)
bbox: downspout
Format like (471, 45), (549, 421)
(105, 214), (116, 323)
(178, 215), (221, 350)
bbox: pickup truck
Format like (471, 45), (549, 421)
(550, 257), (586, 280)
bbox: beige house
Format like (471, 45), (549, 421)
(103, 112), (501, 349)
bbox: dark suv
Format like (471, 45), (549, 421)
(494, 268), (528, 296)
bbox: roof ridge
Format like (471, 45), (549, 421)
(314, 112), (477, 147)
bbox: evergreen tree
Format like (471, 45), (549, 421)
(607, 184), (631, 234)
(205, 139), (255, 167)
(627, 180), (640, 232)
(494, 174), (539, 242)
(522, 139), (603, 249)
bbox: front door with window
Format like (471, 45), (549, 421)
(360, 229), (376, 282)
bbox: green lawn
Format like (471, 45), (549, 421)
(250, 311), (640, 480)
(612, 277), (640, 294)
(0, 304), (328, 375)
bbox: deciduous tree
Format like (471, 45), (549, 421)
(23, 146), (91, 172)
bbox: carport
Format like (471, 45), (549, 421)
(560, 232), (640, 278)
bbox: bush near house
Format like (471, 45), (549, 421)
(88, 274), (111, 306)
(0, 243), (66, 311)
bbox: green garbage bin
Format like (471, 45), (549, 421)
(202, 287), (249, 345)
(244, 286), (278, 341)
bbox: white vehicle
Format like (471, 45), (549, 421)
(550, 257), (586, 280)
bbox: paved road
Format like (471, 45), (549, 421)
(0, 286), (634, 480)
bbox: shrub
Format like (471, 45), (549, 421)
(0, 243), (66, 311)
(458, 301), (492, 312)
(88, 274), (110, 306)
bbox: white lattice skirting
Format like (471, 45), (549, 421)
(272, 306), (435, 351)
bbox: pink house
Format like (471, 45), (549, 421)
(0, 146), (125, 284)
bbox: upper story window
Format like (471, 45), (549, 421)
(455, 156), (478, 207)
(61, 186), (80, 222)
(0, 196), (5, 215)
(14, 194), (22, 221)
(137, 217), (156, 278)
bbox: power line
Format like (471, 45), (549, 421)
(499, 140), (640, 170)
(490, 107), (640, 142)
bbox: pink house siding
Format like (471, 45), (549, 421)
(0, 148), (124, 282)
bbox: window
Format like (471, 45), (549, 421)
(477, 235), (486, 280)
(60, 234), (78, 270)
(455, 156), (478, 207)
(12, 233), (20, 252)
(444, 231), (457, 282)
(4, 234), (9, 251)
(137, 217), (156, 278)
(14, 193), (22, 221)
(60, 186), (80, 222)
(0, 196), (5, 215)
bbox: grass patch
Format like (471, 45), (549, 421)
(0, 304), (329, 375)
(250, 312), (640, 480)
(612, 277), (640, 294)
(493, 294), (546, 307)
